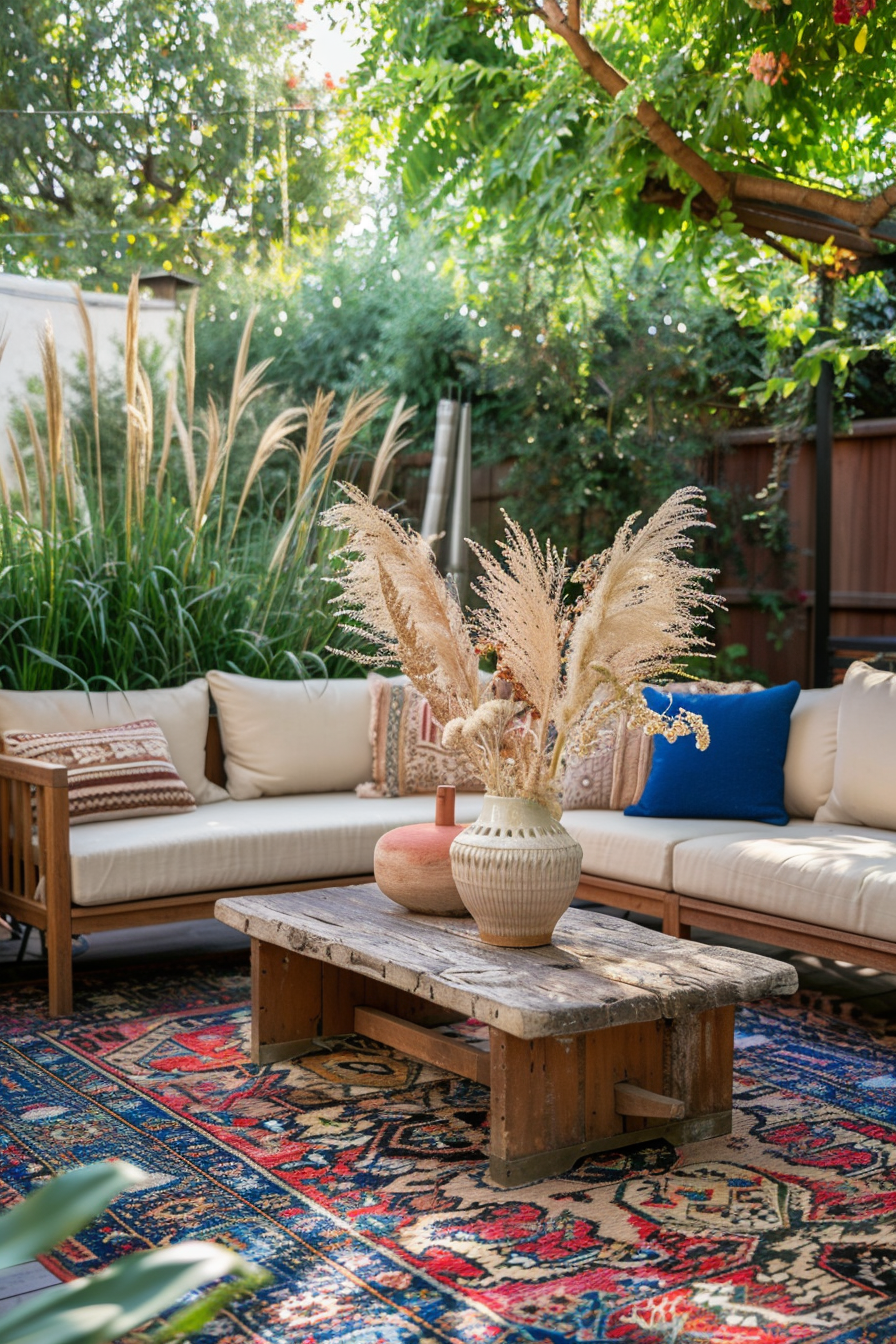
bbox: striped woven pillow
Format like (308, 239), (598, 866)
(359, 673), (482, 798)
(1, 718), (197, 824)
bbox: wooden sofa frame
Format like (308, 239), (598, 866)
(575, 874), (896, 978)
(4, 715), (896, 1016)
(0, 717), (374, 1016)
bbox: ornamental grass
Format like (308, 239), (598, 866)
(0, 278), (412, 690)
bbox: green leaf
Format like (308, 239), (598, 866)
(17, 647), (91, 691)
(0, 1163), (147, 1272)
(513, 17), (534, 50)
(744, 80), (772, 115)
(855, 23), (868, 53)
(141, 1269), (272, 1343)
(0, 1241), (254, 1344)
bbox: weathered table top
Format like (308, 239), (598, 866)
(216, 883), (798, 1040)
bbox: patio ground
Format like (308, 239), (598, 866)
(4, 906), (896, 1324)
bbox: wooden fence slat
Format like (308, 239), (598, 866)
(452, 418), (896, 687)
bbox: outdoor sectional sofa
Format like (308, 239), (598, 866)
(2, 665), (895, 1016)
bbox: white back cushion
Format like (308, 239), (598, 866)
(206, 672), (373, 799)
(816, 662), (896, 830)
(0, 679), (227, 805)
(783, 685), (841, 818)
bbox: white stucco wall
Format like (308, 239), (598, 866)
(0, 274), (181, 481)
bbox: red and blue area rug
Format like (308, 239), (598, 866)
(2, 962), (896, 1343)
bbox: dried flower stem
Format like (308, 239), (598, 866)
(325, 485), (722, 814)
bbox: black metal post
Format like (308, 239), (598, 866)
(813, 277), (835, 688)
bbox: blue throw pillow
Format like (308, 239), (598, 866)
(624, 681), (801, 826)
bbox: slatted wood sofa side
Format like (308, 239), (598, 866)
(575, 873), (896, 976)
(0, 716), (373, 1017)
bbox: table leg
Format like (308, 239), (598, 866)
(251, 938), (325, 1064)
(250, 937), (471, 1064)
(489, 1030), (587, 1184)
(488, 1006), (734, 1187)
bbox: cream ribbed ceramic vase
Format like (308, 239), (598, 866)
(449, 795), (583, 947)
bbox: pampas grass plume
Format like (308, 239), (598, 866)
(326, 484), (722, 811)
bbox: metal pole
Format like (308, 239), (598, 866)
(420, 399), (460, 560)
(813, 276), (835, 688)
(446, 402), (472, 601)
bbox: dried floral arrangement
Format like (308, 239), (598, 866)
(323, 485), (723, 816)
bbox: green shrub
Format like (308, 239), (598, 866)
(463, 248), (766, 563)
(195, 233), (467, 423)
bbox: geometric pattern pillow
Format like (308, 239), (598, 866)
(561, 679), (763, 812)
(357, 674), (482, 798)
(1, 718), (196, 825)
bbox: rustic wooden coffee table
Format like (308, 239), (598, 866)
(216, 884), (798, 1187)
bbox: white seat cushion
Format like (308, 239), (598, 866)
(672, 821), (896, 942)
(69, 792), (484, 906)
(562, 810), (780, 891)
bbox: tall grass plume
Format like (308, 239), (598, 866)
(325, 489), (722, 814)
(0, 279), (412, 690)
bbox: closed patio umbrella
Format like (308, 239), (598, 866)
(445, 401), (472, 601)
(420, 398), (460, 557)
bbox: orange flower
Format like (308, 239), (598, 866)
(748, 48), (790, 85)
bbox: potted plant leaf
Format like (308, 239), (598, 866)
(0, 1161), (269, 1344)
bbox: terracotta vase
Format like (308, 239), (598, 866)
(374, 786), (469, 915)
(449, 794), (583, 947)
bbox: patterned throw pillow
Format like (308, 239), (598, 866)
(1, 718), (197, 824)
(562, 680), (762, 812)
(358, 674), (482, 798)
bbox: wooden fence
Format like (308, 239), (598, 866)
(709, 418), (896, 686)
(398, 418), (896, 687)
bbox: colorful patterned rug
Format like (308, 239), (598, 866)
(3, 962), (896, 1343)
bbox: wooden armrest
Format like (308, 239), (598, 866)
(0, 755), (69, 787)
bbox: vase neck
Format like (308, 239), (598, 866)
(479, 794), (558, 830)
